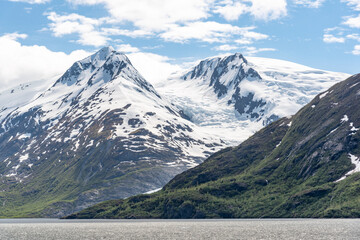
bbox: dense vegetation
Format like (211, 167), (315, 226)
(67, 74), (360, 219)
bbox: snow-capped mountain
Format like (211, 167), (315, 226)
(0, 48), (350, 218)
(155, 54), (350, 144)
(0, 47), (224, 217)
(70, 73), (360, 219)
(0, 79), (53, 122)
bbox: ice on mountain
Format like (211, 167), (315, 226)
(349, 82), (360, 88)
(154, 54), (348, 146)
(341, 115), (349, 123)
(319, 91), (329, 99)
(350, 122), (359, 135)
(18, 133), (31, 139)
(19, 154), (29, 163)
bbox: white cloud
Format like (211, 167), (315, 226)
(242, 31), (269, 41)
(0, 33), (90, 88)
(347, 33), (360, 41)
(63, 0), (281, 45)
(294, 0), (326, 8)
(249, 0), (287, 21)
(343, 14), (360, 28)
(323, 34), (346, 43)
(160, 21), (268, 44)
(160, 21), (241, 43)
(235, 39), (253, 45)
(214, 0), (287, 21)
(234, 30), (269, 45)
(67, 0), (213, 32)
(352, 44), (360, 55)
(46, 12), (109, 47)
(102, 28), (152, 38)
(342, 0), (360, 11)
(127, 52), (181, 85)
(241, 46), (276, 56)
(46, 12), (155, 46)
(1, 32), (28, 40)
(116, 44), (140, 53)
(213, 44), (238, 51)
(214, 1), (248, 21)
(8, 0), (50, 3)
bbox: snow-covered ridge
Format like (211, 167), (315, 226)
(154, 53), (350, 144)
(0, 46), (225, 181)
(0, 48), (353, 216)
(0, 79), (54, 122)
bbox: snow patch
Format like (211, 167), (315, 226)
(19, 154), (29, 163)
(98, 126), (104, 133)
(70, 129), (80, 138)
(350, 122), (359, 135)
(18, 133), (31, 140)
(85, 140), (94, 148)
(335, 154), (360, 182)
(328, 127), (339, 136)
(144, 188), (162, 194)
(341, 115), (349, 123)
(5, 173), (16, 177)
(319, 91), (329, 99)
(350, 82), (360, 88)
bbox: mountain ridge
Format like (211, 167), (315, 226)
(0, 47), (224, 217)
(0, 48), (352, 218)
(154, 53), (349, 144)
(66, 73), (360, 219)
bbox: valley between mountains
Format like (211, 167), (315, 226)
(0, 47), (354, 218)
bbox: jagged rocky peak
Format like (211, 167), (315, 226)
(179, 53), (267, 122)
(183, 53), (260, 83)
(0, 46), (227, 217)
(182, 53), (262, 99)
(55, 46), (133, 86)
(92, 46), (115, 62)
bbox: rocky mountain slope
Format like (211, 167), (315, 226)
(155, 54), (349, 144)
(0, 47), (224, 217)
(68, 73), (360, 219)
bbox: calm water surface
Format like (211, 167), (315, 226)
(0, 218), (359, 239)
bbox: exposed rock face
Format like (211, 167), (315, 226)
(0, 47), (224, 217)
(182, 53), (270, 122)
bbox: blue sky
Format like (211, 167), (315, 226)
(0, 0), (359, 88)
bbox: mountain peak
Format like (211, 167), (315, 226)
(231, 52), (247, 63)
(55, 46), (133, 86)
(90, 46), (116, 62)
(100, 45), (115, 53)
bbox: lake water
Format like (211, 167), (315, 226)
(0, 218), (359, 239)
